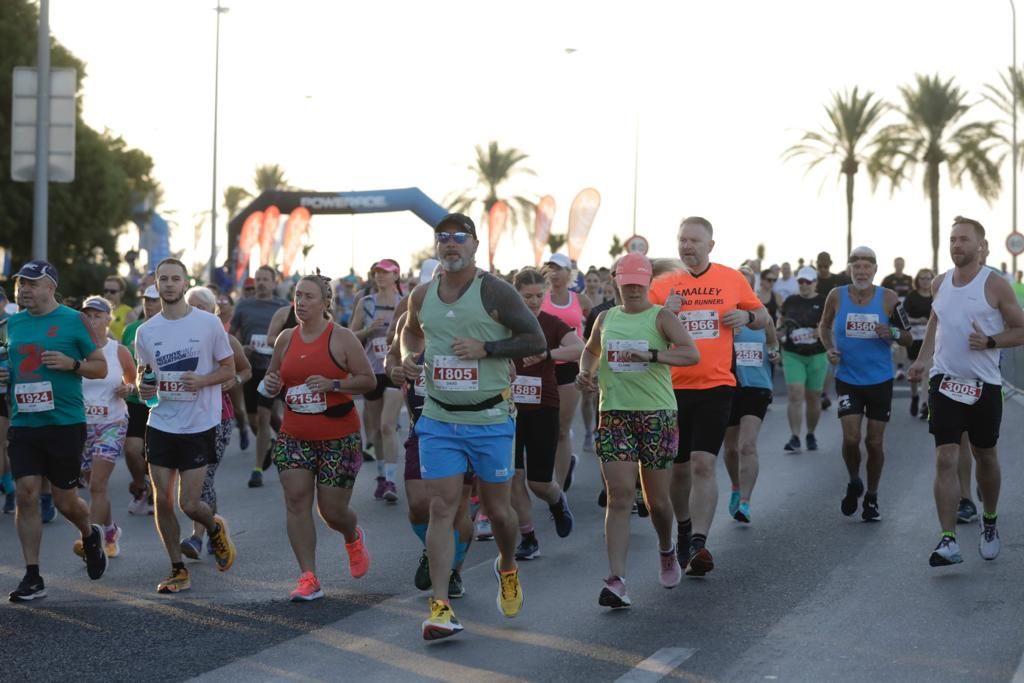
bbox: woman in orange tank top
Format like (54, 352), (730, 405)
(263, 273), (377, 602)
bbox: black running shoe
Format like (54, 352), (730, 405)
(414, 549), (431, 591)
(910, 395), (919, 417)
(685, 547), (714, 577)
(805, 434), (818, 451)
(448, 569), (465, 599)
(9, 573), (46, 602)
(841, 478), (864, 517)
(956, 498), (978, 525)
(83, 524), (108, 580)
(784, 435), (801, 453)
(261, 446), (273, 471)
(821, 394), (832, 410)
(862, 496), (881, 522)
(563, 454), (578, 492)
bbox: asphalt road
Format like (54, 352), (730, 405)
(4, 382), (1024, 683)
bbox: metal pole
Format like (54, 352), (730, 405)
(210, 1), (227, 284)
(631, 114), (639, 236)
(1013, 0), (1019, 275)
(32, 0), (50, 261)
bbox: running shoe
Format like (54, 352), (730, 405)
(414, 549), (431, 591)
(929, 536), (963, 567)
(3, 492), (14, 514)
(956, 498), (978, 524)
(238, 425), (250, 451)
(910, 395), (919, 417)
(346, 527), (370, 578)
(373, 476), (387, 501)
(980, 521), (1001, 561)
(685, 546), (714, 577)
(840, 478), (865, 517)
(598, 576), (631, 609)
(563, 454), (578, 492)
(515, 535), (540, 561)
(676, 529), (691, 569)
(157, 566), (191, 593)
(469, 495), (481, 522)
(422, 599), (463, 641)
(805, 433), (818, 451)
(475, 514), (493, 541)
(8, 573), (46, 602)
(493, 557), (523, 618)
(363, 443), (376, 462)
(290, 571), (324, 602)
(895, 365), (907, 381)
(919, 403), (929, 421)
(127, 494), (148, 516)
(783, 435), (801, 453)
(550, 493), (574, 538)
(247, 469), (263, 488)
(862, 496), (881, 522)
(734, 501), (751, 524)
(72, 538), (85, 559)
(261, 446), (273, 471)
(820, 394), (832, 410)
(728, 490), (741, 517)
(448, 569), (465, 599)
(382, 480), (399, 503)
(597, 488), (607, 508)
(180, 535), (203, 560)
(208, 515), (237, 572)
(83, 524), (108, 580)
(40, 494), (56, 523)
(659, 548), (682, 588)
(104, 524), (122, 558)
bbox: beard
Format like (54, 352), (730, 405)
(161, 292), (184, 305)
(851, 279), (873, 291)
(440, 255), (472, 273)
(950, 252), (976, 267)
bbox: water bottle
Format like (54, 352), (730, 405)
(142, 364), (160, 408)
(0, 346), (8, 395)
(257, 378), (277, 399)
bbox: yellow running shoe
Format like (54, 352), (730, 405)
(157, 566), (191, 594)
(422, 599), (463, 641)
(208, 514), (236, 572)
(493, 557), (523, 618)
(104, 525), (121, 558)
(72, 538), (85, 559)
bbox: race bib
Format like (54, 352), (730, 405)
(679, 310), (720, 340)
(844, 313), (879, 339)
(938, 375), (983, 405)
(158, 371), (198, 401)
(734, 342), (764, 367)
(911, 325), (927, 342)
(432, 355), (479, 391)
(511, 375), (542, 404)
(285, 383), (327, 413)
(606, 339), (649, 372)
(371, 337), (389, 359)
(250, 333), (273, 356)
(85, 404), (109, 421)
(791, 327), (817, 345)
(14, 382), (54, 413)
(413, 373), (426, 397)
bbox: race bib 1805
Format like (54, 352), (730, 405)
(432, 355), (479, 391)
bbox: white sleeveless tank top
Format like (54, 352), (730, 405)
(931, 268), (1003, 385)
(82, 342), (128, 424)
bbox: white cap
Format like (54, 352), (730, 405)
(796, 266), (818, 281)
(143, 285), (159, 299)
(546, 253), (572, 270)
(419, 259), (440, 285)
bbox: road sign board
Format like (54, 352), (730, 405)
(625, 234), (649, 255)
(10, 67), (77, 182)
(1007, 232), (1024, 256)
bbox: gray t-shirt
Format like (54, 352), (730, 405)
(231, 297), (288, 370)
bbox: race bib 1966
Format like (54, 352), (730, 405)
(511, 375), (542, 404)
(734, 342), (764, 367)
(606, 339), (649, 373)
(285, 384), (327, 413)
(432, 355), (479, 391)
(939, 375), (983, 405)
(158, 371), (198, 401)
(844, 313), (879, 339)
(679, 310), (720, 340)
(14, 381), (54, 413)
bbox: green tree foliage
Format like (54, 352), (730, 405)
(253, 163), (289, 192)
(608, 235), (624, 259)
(0, 0), (160, 297)
(548, 233), (567, 254)
(983, 66), (1024, 172)
(868, 74), (1002, 271)
(446, 141), (537, 236)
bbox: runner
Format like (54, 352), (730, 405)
(904, 269), (934, 419)
(400, 213), (544, 640)
(510, 267), (581, 561)
(121, 285), (161, 515)
(5, 260), (109, 602)
(815, 251), (849, 410)
(70, 296), (136, 560)
(1, 310), (13, 514)
(648, 216), (769, 576)
(773, 262), (799, 301)
(908, 217), (1024, 566)
(216, 291), (250, 450)
(581, 269), (619, 457)
(103, 275), (137, 341)
(231, 265), (288, 488)
(262, 272), (375, 600)
(818, 246), (911, 522)
(136, 258), (237, 593)
(578, 252), (699, 607)
(348, 258), (404, 502)
(541, 252), (592, 491)
(756, 269), (783, 324)
(779, 266), (828, 452)
(179, 287), (252, 560)
(725, 267), (779, 524)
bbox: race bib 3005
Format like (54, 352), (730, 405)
(606, 339), (649, 373)
(285, 384), (327, 413)
(432, 355), (480, 391)
(679, 310), (720, 340)
(14, 381), (54, 413)
(938, 376), (983, 405)
(511, 375), (542, 404)
(158, 371), (198, 402)
(844, 313), (879, 339)
(734, 342), (764, 367)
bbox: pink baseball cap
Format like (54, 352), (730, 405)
(615, 253), (654, 287)
(373, 259), (401, 274)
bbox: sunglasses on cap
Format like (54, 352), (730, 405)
(436, 231), (470, 244)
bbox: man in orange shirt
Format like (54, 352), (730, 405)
(649, 217), (769, 576)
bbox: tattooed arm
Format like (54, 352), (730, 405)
(450, 273), (546, 360)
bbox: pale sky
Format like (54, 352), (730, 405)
(49, 0), (1021, 280)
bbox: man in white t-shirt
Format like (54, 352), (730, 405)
(136, 258), (237, 594)
(774, 262), (799, 301)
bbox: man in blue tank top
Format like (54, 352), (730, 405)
(819, 246), (911, 523)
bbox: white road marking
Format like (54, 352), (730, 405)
(1012, 646), (1024, 683)
(614, 647), (696, 683)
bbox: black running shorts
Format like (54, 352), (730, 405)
(836, 379), (893, 422)
(674, 386), (734, 463)
(145, 426), (216, 472)
(728, 387), (773, 427)
(9, 423), (86, 489)
(928, 375), (1002, 448)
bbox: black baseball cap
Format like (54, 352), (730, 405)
(435, 213), (477, 238)
(15, 260), (59, 286)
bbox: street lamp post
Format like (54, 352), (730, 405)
(210, 1), (229, 284)
(1012, 0), (1019, 274)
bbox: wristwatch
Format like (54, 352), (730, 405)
(987, 336), (997, 349)
(72, 359), (81, 373)
(650, 349), (659, 363)
(332, 379), (342, 392)
(747, 310), (756, 325)
(484, 341), (497, 357)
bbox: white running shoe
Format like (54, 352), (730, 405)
(929, 536), (963, 567)
(979, 522), (1001, 561)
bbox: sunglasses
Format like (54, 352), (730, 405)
(435, 231), (470, 244)
(798, 279), (815, 285)
(763, 278), (777, 284)
(244, 287), (255, 291)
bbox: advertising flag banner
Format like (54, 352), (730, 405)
(281, 208), (311, 277)
(533, 195), (556, 267)
(567, 188), (601, 262)
(488, 201), (509, 271)
(235, 211), (264, 283)
(259, 205), (281, 266)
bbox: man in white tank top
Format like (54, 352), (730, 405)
(909, 216), (1024, 568)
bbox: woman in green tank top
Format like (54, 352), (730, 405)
(575, 254), (699, 608)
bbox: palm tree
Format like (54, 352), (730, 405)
(253, 163), (289, 193)
(983, 66), (1024, 171)
(223, 185), (251, 221)
(447, 141), (537, 235)
(784, 87), (888, 258)
(869, 74), (1002, 271)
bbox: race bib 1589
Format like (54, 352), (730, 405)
(511, 375), (542, 404)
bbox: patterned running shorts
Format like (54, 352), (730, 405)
(273, 432), (363, 489)
(81, 418), (129, 472)
(595, 410), (679, 471)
